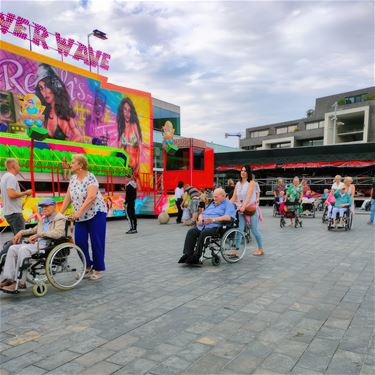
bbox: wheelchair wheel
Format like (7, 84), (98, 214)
(45, 243), (86, 291)
(32, 282), (48, 297)
(220, 228), (246, 263)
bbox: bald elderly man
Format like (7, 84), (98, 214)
(178, 188), (236, 265)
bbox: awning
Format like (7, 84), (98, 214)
(217, 164), (277, 172)
(216, 160), (375, 172)
(282, 160), (375, 169)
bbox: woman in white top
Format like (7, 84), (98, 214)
(344, 176), (356, 215)
(331, 175), (344, 191)
(231, 165), (264, 256)
(60, 154), (107, 280)
(174, 181), (184, 224)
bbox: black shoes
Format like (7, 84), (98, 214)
(178, 254), (188, 263)
(126, 229), (137, 234)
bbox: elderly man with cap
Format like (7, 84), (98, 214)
(0, 198), (66, 293)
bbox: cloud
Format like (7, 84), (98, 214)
(1, 0), (374, 147)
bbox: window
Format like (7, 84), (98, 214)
(270, 142), (291, 148)
(344, 94), (367, 104)
(300, 138), (324, 147)
(306, 121), (324, 130)
(193, 148), (204, 170)
(250, 130), (269, 138)
(166, 148), (189, 170)
(288, 125), (297, 133)
(276, 127), (287, 134)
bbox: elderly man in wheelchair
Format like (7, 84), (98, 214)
(178, 188), (238, 266)
(0, 198), (86, 296)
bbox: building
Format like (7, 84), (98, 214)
(240, 87), (375, 150)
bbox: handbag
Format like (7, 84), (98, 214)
(243, 203), (257, 216)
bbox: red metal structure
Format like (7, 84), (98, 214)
(163, 138), (214, 192)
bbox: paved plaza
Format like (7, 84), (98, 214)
(0, 208), (374, 375)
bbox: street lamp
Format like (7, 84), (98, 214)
(87, 29), (108, 72)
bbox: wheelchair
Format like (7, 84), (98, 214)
(0, 220), (86, 297)
(199, 220), (248, 266)
(280, 201), (303, 228)
(327, 207), (352, 231)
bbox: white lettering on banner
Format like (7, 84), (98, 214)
(0, 59), (28, 95)
(0, 11), (111, 71)
(0, 59), (85, 101)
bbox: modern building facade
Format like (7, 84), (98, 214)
(240, 87), (375, 150)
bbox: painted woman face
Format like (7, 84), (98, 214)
(37, 80), (54, 104)
(123, 102), (131, 123)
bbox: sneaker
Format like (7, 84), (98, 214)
(126, 229), (137, 234)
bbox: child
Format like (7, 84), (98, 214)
(325, 189), (336, 219)
(181, 191), (192, 225)
(331, 187), (351, 227)
(278, 190), (285, 216)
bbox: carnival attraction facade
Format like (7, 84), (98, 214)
(0, 41), (214, 226)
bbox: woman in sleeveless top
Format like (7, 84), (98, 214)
(231, 165), (264, 256)
(117, 97), (143, 175)
(35, 63), (82, 143)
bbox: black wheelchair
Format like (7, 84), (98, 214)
(199, 219), (248, 266)
(327, 207), (353, 231)
(280, 200), (303, 228)
(0, 220), (86, 297)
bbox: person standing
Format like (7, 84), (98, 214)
(184, 184), (200, 225)
(368, 178), (375, 225)
(174, 181), (184, 224)
(125, 175), (138, 234)
(344, 176), (356, 216)
(231, 166), (264, 256)
(0, 158), (32, 234)
(225, 179), (235, 200)
(60, 154), (107, 280)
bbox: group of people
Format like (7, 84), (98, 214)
(174, 182), (210, 226)
(273, 175), (360, 228)
(0, 155), (108, 292)
(178, 166), (264, 265)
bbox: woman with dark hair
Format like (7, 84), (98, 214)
(35, 63), (82, 142)
(117, 97), (142, 174)
(175, 180), (184, 224)
(231, 165), (264, 256)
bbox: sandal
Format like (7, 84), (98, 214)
(89, 272), (104, 280)
(83, 267), (93, 279)
(252, 249), (264, 256)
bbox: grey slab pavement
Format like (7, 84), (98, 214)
(0, 208), (374, 374)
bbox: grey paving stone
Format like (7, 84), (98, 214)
(326, 349), (365, 374)
(80, 361), (121, 375)
(37, 350), (81, 371)
(14, 365), (47, 375)
(261, 352), (296, 372)
(0, 210), (373, 375)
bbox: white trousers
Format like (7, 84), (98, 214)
(2, 243), (38, 281)
(331, 207), (346, 219)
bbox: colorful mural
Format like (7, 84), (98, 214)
(0, 41), (153, 175)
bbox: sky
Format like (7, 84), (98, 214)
(1, 0), (374, 147)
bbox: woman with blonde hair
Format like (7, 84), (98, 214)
(60, 154), (107, 280)
(344, 176), (356, 216)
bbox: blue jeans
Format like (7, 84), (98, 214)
(75, 212), (107, 271)
(237, 211), (263, 249)
(370, 199), (375, 223)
